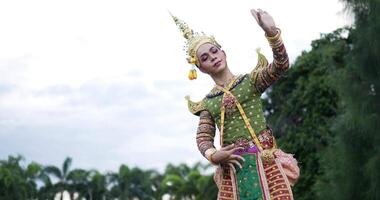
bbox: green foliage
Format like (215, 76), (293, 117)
(0, 156), (217, 200)
(0, 155), (41, 199)
(160, 163), (217, 200)
(109, 165), (161, 199)
(316, 0), (380, 199)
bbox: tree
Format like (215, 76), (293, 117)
(317, 0), (380, 199)
(66, 169), (111, 200)
(109, 164), (160, 200)
(43, 157), (74, 199)
(85, 170), (110, 200)
(0, 155), (41, 200)
(160, 162), (217, 200)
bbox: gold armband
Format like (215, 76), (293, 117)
(205, 148), (218, 165)
(265, 28), (283, 48)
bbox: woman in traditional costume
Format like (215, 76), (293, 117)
(172, 8), (300, 200)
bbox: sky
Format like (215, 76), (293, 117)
(0, 0), (352, 173)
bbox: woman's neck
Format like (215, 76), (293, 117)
(211, 67), (235, 87)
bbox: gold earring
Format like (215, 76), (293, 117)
(188, 68), (197, 80)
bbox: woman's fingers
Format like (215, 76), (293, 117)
(227, 146), (244, 154)
(230, 154), (246, 162)
(223, 154), (245, 165)
(229, 159), (243, 169)
(226, 155), (245, 168)
(228, 163), (237, 174)
(250, 9), (259, 23)
(223, 154), (248, 172)
(221, 144), (235, 151)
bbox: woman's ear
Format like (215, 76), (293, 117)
(198, 66), (207, 73)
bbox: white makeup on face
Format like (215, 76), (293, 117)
(196, 43), (227, 75)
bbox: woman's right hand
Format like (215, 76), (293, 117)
(250, 8), (277, 37)
(211, 144), (246, 172)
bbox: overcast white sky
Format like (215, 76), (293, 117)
(0, 0), (352, 172)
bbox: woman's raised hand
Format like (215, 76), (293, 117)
(211, 144), (245, 173)
(250, 8), (277, 37)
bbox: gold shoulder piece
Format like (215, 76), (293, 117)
(185, 95), (206, 116)
(250, 48), (269, 80)
(255, 48), (268, 70)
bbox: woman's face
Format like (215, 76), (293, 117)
(196, 43), (227, 75)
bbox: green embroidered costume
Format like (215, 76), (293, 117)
(189, 30), (296, 200)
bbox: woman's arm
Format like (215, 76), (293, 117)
(250, 9), (290, 93)
(196, 110), (217, 157)
(196, 111), (245, 171)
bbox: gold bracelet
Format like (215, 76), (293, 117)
(266, 29), (283, 49)
(205, 148), (218, 165)
(265, 28), (281, 41)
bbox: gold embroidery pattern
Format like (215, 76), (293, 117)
(185, 96), (206, 115)
(206, 74), (246, 98)
(264, 161), (293, 200)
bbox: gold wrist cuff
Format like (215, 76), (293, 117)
(265, 28), (281, 41)
(205, 148), (218, 164)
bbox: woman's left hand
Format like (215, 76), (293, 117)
(250, 8), (277, 37)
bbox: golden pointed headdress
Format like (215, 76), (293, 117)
(171, 14), (221, 68)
